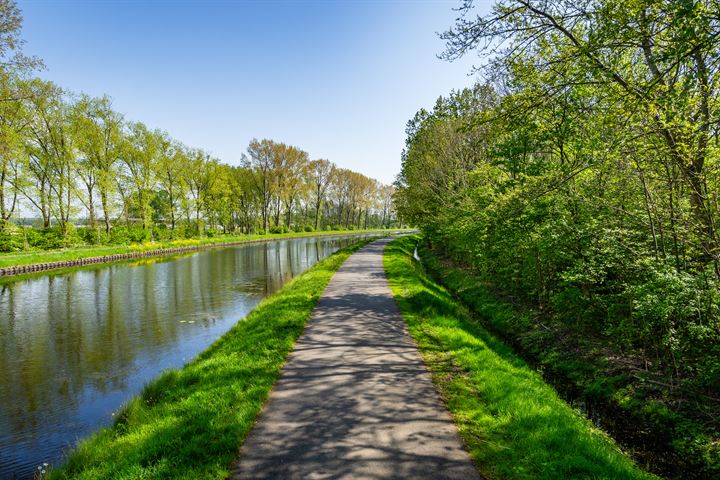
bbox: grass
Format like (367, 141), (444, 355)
(0, 228), (398, 269)
(49, 237), (376, 480)
(383, 235), (656, 480)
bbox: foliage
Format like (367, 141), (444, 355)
(394, 2), (720, 475)
(418, 235), (720, 478)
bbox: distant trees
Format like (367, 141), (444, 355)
(0, 95), (396, 249)
(0, 0), (396, 250)
(0, 85), (395, 249)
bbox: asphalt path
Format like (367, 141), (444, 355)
(231, 238), (480, 479)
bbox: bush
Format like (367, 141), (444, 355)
(128, 226), (151, 243)
(0, 224), (25, 252)
(28, 226), (77, 250)
(77, 226), (109, 245)
(304, 225), (314, 232)
(153, 225), (179, 242)
(624, 263), (720, 368)
(109, 226), (128, 245)
(269, 226), (288, 234)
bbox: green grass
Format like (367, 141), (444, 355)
(0, 229), (397, 268)
(49, 237), (376, 480)
(383, 235), (656, 480)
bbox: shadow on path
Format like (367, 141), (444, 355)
(230, 239), (480, 480)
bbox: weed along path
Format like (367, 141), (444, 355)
(231, 238), (480, 479)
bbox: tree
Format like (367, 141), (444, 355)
(70, 95), (123, 233)
(122, 122), (158, 234)
(155, 137), (187, 231)
(442, 0), (720, 270)
(185, 148), (218, 236)
(280, 145), (309, 228)
(0, 75), (29, 227)
(24, 80), (76, 235)
(309, 158), (335, 230)
(243, 138), (275, 232)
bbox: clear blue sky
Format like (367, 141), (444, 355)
(19, 0), (489, 184)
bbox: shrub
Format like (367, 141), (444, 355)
(29, 226), (67, 250)
(153, 225), (179, 241)
(77, 226), (109, 245)
(304, 225), (314, 232)
(0, 224), (25, 252)
(127, 226), (151, 243)
(269, 226), (288, 234)
(109, 226), (131, 245)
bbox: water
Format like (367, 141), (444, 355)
(0, 234), (378, 479)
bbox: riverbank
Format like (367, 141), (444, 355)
(47, 237), (376, 479)
(383, 236), (656, 480)
(0, 229), (398, 275)
(413, 237), (719, 479)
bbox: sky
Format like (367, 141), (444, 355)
(18, 0), (491, 185)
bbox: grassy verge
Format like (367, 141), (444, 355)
(383, 235), (656, 480)
(0, 229), (396, 268)
(417, 239), (718, 478)
(49, 237), (376, 480)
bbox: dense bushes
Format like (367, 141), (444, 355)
(395, 24), (720, 471)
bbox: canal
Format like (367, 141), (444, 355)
(0, 234), (378, 479)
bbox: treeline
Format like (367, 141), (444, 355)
(0, 2), (395, 252)
(396, 0), (718, 474)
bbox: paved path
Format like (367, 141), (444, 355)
(231, 238), (480, 480)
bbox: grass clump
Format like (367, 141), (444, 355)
(50, 238), (375, 480)
(383, 235), (656, 480)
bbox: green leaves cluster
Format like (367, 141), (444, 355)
(396, 1), (720, 473)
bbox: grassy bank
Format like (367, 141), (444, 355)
(0, 229), (395, 269)
(416, 239), (718, 478)
(383, 235), (655, 480)
(49, 237), (376, 480)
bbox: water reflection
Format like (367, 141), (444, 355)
(0, 235), (375, 479)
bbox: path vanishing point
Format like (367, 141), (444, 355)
(231, 238), (481, 479)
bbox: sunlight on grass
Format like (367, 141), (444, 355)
(49, 238), (375, 480)
(384, 235), (656, 480)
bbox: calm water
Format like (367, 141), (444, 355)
(0, 234), (377, 479)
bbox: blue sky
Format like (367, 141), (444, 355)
(19, 0), (490, 184)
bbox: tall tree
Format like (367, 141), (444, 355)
(309, 158), (335, 230)
(243, 138), (275, 232)
(70, 95), (123, 233)
(122, 122), (158, 234)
